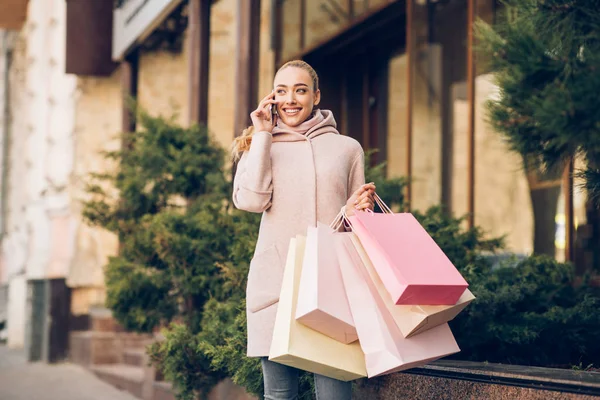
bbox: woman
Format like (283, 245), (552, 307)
(232, 60), (375, 399)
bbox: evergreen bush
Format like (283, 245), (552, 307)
(476, 0), (600, 203)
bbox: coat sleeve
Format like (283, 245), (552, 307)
(233, 131), (274, 213)
(340, 149), (366, 232)
(347, 149), (366, 198)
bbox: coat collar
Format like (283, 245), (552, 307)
(272, 109), (340, 143)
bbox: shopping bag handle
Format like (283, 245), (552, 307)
(373, 193), (393, 214)
(329, 206), (351, 231)
(329, 193), (394, 231)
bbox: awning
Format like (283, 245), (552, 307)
(112, 0), (184, 60)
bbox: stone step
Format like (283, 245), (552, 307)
(123, 348), (146, 368)
(89, 307), (125, 333)
(69, 331), (153, 367)
(90, 364), (144, 399)
(151, 379), (256, 400)
(152, 381), (176, 400)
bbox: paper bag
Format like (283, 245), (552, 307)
(269, 235), (367, 381)
(350, 234), (475, 338)
(335, 233), (460, 378)
(350, 211), (468, 305)
(295, 223), (357, 344)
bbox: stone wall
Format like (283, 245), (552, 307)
(1, 0), (79, 346)
(207, 0), (237, 147)
(68, 69), (122, 315)
(354, 371), (598, 400)
(1, 28), (27, 349)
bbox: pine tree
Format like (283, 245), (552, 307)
(477, 0), (600, 265)
(477, 0), (600, 202)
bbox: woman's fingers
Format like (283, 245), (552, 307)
(363, 183), (376, 193)
(356, 198), (374, 210)
(355, 188), (375, 203)
(257, 92), (276, 109)
(260, 91), (275, 104)
(353, 182), (376, 197)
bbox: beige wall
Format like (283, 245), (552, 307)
(207, 0), (237, 147)
(410, 45), (443, 211)
(138, 46), (189, 128)
(452, 75), (533, 254)
(387, 53), (408, 179)
(136, 0), (240, 149)
(258, 0), (276, 104)
(68, 70), (122, 314)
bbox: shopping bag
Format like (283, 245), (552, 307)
(335, 232), (460, 378)
(295, 222), (357, 344)
(269, 235), (367, 381)
(350, 234), (475, 338)
(349, 194), (468, 305)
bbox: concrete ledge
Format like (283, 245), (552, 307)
(354, 361), (600, 400)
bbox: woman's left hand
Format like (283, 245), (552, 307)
(345, 183), (376, 217)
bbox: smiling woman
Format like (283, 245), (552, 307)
(230, 59), (376, 399)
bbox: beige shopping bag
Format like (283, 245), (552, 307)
(350, 234), (475, 338)
(269, 235), (367, 381)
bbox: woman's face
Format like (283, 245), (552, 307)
(273, 67), (321, 127)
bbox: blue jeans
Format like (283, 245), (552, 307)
(261, 358), (352, 400)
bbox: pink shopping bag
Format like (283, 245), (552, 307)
(295, 222), (358, 344)
(349, 195), (468, 305)
(335, 232), (460, 378)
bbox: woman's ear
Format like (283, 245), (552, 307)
(314, 89), (321, 106)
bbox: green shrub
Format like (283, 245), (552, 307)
(451, 255), (600, 367)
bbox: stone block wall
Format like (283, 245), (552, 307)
(68, 69), (122, 316)
(353, 372), (598, 400)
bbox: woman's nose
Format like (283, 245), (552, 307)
(285, 92), (296, 104)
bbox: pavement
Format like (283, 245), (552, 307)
(0, 345), (139, 400)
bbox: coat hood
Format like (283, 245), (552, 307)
(272, 109), (339, 142)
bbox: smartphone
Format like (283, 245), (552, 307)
(271, 96), (278, 120)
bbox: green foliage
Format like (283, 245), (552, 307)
(83, 111), (232, 334)
(83, 111), (239, 399)
(364, 150), (407, 211)
(411, 207), (504, 283)
(147, 323), (224, 400)
(104, 256), (177, 332)
(476, 0), (600, 204)
(450, 255), (600, 367)
(83, 110), (228, 235)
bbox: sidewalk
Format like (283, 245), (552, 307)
(0, 345), (139, 400)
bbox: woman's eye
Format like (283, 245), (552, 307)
(297, 89), (306, 94)
(276, 89), (285, 95)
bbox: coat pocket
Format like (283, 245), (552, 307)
(247, 245), (283, 313)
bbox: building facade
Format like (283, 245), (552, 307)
(0, 0), (590, 363)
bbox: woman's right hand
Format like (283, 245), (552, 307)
(251, 91), (278, 133)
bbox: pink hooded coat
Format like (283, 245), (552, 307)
(233, 109), (365, 357)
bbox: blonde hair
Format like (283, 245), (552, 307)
(231, 60), (319, 161)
